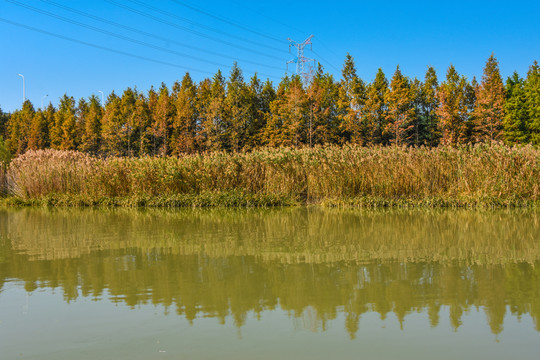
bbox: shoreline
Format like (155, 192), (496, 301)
(1, 193), (538, 209)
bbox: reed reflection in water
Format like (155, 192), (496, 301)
(0, 207), (539, 340)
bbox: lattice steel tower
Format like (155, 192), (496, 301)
(287, 35), (315, 83)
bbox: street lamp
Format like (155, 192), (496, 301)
(18, 73), (25, 102)
(41, 94), (48, 109)
(98, 91), (104, 107)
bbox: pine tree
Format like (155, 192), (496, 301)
(203, 71), (226, 150)
(436, 66), (472, 145)
(307, 63), (339, 145)
(50, 95), (77, 150)
(244, 75), (274, 149)
(282, 75), (307, 147)
(524, 60), (540, 145)
(473, 54), (505, 142)
(0, 106), (9, 140)
(172, 73), (198, 154)
(365, 68), (389, 144)
(195, 78), (213, 151)
(385, 66), (416, 146)
(120, 88), (138, 156)
(101, 92), (124, 155)
(338, 54), (367, 144)
(503, 72), (528, 144)
(263, 75), (293, 147)
(418, 67), (440, 146)
(80, 95), (103, 154)
(134, 92), (153, 156)
(224, 63), (250, 151)
(7, 100), (35, 154)
(27, 110), (50, 150)
(153, 83), (174, 156)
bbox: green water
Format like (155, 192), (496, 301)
(0, 208), (539, 359)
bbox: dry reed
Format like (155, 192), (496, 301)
(2, 144), (539, 207)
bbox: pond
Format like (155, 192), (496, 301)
(0, 208), (539, 359)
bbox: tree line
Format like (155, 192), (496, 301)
(1, 54), (539, 157)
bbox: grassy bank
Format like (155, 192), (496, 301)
(1, 144), (539, 208)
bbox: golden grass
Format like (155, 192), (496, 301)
(2, 144), (539, 207)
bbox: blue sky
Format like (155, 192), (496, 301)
(1, 0), (540, 112)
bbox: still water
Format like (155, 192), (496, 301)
(0, 208), (539, 359)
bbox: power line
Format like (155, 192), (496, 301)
(105, 0), (284, 62)
(168, 0), (287, 45)
(0, 17), (212, 75)
(6, 0), (277, 78)
(127, 0), (287, 53)
(229, 0), (304, 35)
(38, 0), (284, 72)
(312, 49), (341, 74)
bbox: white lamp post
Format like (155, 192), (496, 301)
(18, 73), (25, 102)
(98, 91), (104, 107)
(41, 94), (48, 109)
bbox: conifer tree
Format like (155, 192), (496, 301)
(524, 61), (540, 145)
(473, 54), (505, 142)
(307, 64), (339, 145)
(195, 78), (213, 151)
(244, 75), (274, 149)
(338, 54), (367, 144)
(437, 66), (473, 145)
(120, 88), (138, 156)
(134, 92), (153, 156)
(282, 75), (308, 147)
(80, 95), (103, 154)
(0, 106), (9, 139)
(7, 100), (35, 154)
(263, 76), (290, 147)
(419, 67), (440, 146)
(50, 95), (77, 150)
(27, 110), (50, 150)
(101, 92), (124, 155)
(385, 66), (415, 145)
(224, 63), (250, 151)
(172, 73), (198, 154)
(204, 71), (227, 150)
(503, 72), (528, 144)
(364, 69), (389, 144)
(153, 83), (174, 156)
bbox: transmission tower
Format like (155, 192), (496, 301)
(286, 35), (315, 83)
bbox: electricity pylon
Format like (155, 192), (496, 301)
(286, 35), (315, 84)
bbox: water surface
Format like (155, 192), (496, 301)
(0, 208), (539, 359)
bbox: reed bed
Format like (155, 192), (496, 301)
(1, 144), (539, 207)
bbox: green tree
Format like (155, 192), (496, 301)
(50, 95), (78, 150)
(473, 54), (505, 142)
(7, 100), (35, 154)
(524, 60), (540, 145)
(201, 71), (226, 151)
(418, 67), (440, 146)
(134, 92), (152, 156)
(27, 110), (50, 150)
(263, 76), (290, 147)
(80, 95), (103, 154)
(503, 72), (529, 144)
(307, 64), (340, 145)
(338, 54), (367, 145)
(385, 66), (416, 145)
(172, 73), (198, 154)
(120, 88), (138, 156)
(365, 69), (389, 144)
(101, 92), (124, 156)
(224, 63), (250, 151)
(153, 83), (174, 156)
